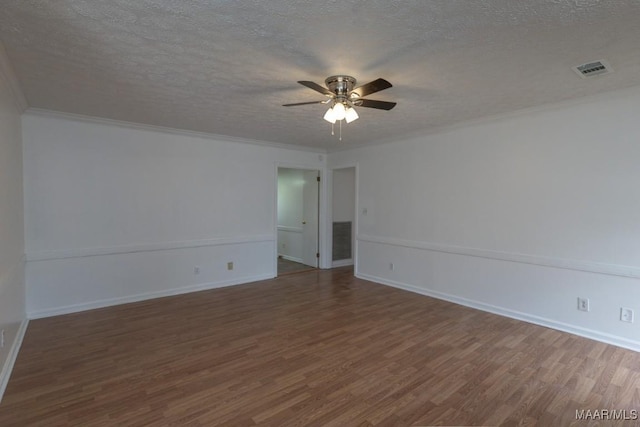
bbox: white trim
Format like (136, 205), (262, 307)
(277, 225), (303, 234)
(275, 163), (327, 272)
(276, 160), (326, 171)
(0, 319), (29, 403)
(326, 163), (359, 272)
(357, 272), (640, 353)
(27, 274), (273, 319)
(25, 109), (327, 154)
(332, 259), (353, 268)
(273, 165), (279, 276)
(357, 234), (640, 279)
(279, 254), (304, 264)
(0, 42), (28, 113)
(26, 235), (274, 262)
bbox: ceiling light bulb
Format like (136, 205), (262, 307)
(332, 102), (346, 121)
(345, 107), (359, 123)
(323, 107), (337, 123)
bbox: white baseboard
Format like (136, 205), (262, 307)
(28, 274), (274, 319)
(278, 254), (304, 264)
(357, 272), (640, 353)
(0, 319), (29, 403)
(332, 259), (353, 268)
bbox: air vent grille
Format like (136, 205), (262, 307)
(573, 60), (613, 78)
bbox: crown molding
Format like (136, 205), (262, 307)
(0, 42), (28, 113)
(24, 108), (328, 154)
(328, 83), (640, 154)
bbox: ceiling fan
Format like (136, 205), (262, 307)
(283, 76), (396, 140)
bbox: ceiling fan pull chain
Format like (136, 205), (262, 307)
(331, 122), (334, 136)
(339, 120), (342, 141)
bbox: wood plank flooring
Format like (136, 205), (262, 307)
(1, 267), (639, 426)
(277, 257), (315, 275)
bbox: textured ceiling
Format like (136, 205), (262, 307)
(1, 1), (640, 151)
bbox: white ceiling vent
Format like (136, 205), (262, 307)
(573, 60), (613, 78)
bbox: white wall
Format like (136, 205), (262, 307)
(277, 168), (304, 262)
(0, 45), (26, 400)
(332, 168), (355, 223)
(332, 167), (355, 265)
(329, 85), (640, 351)
(15, 67), (640, 356)
(23, 112), (325, 317)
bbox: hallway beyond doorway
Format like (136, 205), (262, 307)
(277, 257), (315, 275)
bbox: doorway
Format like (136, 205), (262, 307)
(331, 167), (356, 268)
(277, 167), (320, 275)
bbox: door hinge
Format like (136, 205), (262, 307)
(316, 176), (320, 182)
(316, 252), (320, 258)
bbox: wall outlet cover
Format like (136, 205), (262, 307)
(577, 297), (590, 312)
(620, 307), (634, 323)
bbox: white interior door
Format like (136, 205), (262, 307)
(301, 170), (319, 268)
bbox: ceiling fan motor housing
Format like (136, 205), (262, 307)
(283, 76), (395, 111)
(325, 76), (356, 101)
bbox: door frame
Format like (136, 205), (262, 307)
(301, 169), (320, 268)
(274, 162), (328, 276)
(325, 163), (359, 274)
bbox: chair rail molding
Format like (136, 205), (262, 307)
(26, 235), (275, 262)
(357, 234), (640, 279)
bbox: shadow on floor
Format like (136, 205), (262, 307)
(278, 257), (316, 276)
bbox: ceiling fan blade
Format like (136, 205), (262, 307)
(351, 78), (392, 98)
(298, 81), (333, 96)
(282, 100), (327, 107)
(356, 99), (397, 110)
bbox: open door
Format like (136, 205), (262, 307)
(276, 167), (320, 275)
(301, 170), (319, 268)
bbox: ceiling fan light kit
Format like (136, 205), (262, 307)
(323, 107), (337, 124)
(331, 101), (347, 121)
(283, 75), (396, 141)
(345, 106), (359, 123)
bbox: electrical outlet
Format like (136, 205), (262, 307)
(194, 266), (200, 275)
(577, 297), (590, 312)
(620, 307), (634, 323)
(227, 262), (234, 271)
(389, 262), (395, 271)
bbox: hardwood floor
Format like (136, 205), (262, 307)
(1, 267), (639, 426)
(277, 257), (315, 275)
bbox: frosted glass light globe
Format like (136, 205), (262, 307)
(323, 107), (337, 123)
(332, 102), (346, 121)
